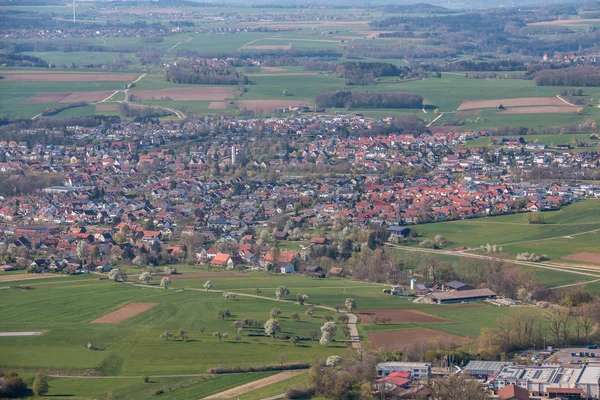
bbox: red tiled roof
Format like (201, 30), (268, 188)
(497, 384), (529, 400)
(211, 253), (231, 265)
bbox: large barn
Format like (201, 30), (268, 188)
(428, 288), (496, 304)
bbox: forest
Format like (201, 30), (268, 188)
(0, 53), (48, 68)
(166, 63), (248, 85)
(314, 91), (423, 109)
(335, 62), (406, 85)
(535, 66), (600, 87)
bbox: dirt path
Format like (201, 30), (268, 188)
(202, 370), (305, 400)
(497, 227), (600, 247)
(427, 112), (444, 127)
(168, 36), (192, 52)
(557, 94), (577, 107)
(98, 90), (120, 103)
(551, 278), (600, 290)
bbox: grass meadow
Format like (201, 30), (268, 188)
(0, 263), (531, 398)
(410, 200), (600, 261)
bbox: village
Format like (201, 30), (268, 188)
(0, 116), (598, 274)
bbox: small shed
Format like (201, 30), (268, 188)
(386, 226), (412, 238)
(445, 280), (473, 291)
(305, 265), (326, 278)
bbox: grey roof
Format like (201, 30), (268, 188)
(446, 280), (469, 289)
(430, 288), (496, 301)
(464, 361), (513, 374)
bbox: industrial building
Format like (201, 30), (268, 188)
(493, 364), (600, 398)
(463, 360), (514, 377)
(376, 362), (431, 379)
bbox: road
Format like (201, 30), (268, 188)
(385, 243), (600, 278)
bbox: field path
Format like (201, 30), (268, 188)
(427, 112), (444, 127)
(551, 278), (600, 290)
(98, 90), (120, 103)
(557, 95), (577, 107)
(168, 36), (193, 52)
(202, 370), (304, 399)
(497, 227), (600, 247)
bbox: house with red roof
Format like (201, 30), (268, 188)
(497, 384), (529, 400)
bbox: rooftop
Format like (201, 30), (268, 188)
(429, 288), (496, 301)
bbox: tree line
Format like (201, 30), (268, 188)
(166, 63), (248, 85)
(314, 90), (423, 109)
(0, 171), (64, 196)
(535, 65), (600, 87)
(335, 61), (407, 85)
(0, 53), (48, 68)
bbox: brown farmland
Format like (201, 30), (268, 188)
(495, 106), (577, 114)
(3, 72), (138, 82)
(528, 19), (600, 26)
(457, 97), (564, 110)
(95, 104), (119, 111)
(131, 87), (234, 101)
(261, 67), (286, 72)
(0, 273), (66, 283)
(91, 303), (158, 324)
(368, 328), (473, 350)
(455, 110), (481, 117)
(357, 309), (452, 324)
(244, 45), (292, 50)
(235, 100), (309, 111)
(208, 102), (228, 110)
(25, 91), (118, 104)
(563, 252), (600, 264)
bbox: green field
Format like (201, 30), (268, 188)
(18, 372), (276, 400)
(3, 56), (600, 127)
(407, 199), (600, 265)
(0, 263), (524, 398)
(0, 279), (349, 376)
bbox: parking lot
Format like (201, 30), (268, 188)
(553, 347), (600, 366)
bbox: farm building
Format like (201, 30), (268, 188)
(390, 285), (410, 296)
(464, 361), (514, 377)
(428, 288), (496, 304)
(376, 362), (431, 379)
(386, 226), (412, 238)
(305, 265), (326, 278)
(444, 280), (473, 291)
